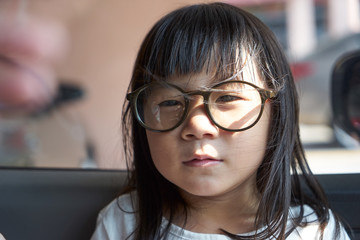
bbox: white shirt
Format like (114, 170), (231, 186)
(91, 193), (351, 240)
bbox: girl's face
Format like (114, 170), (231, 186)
(146, 68), (271, 200)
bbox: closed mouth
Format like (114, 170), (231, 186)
(182, 157), (223, 167)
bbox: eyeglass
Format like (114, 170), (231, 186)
(126, 81), (276, 132)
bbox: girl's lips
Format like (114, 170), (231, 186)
(183, 157), (223, 167)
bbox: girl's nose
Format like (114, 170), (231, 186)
(180, 98), (219, 140)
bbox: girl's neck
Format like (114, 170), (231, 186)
(173, 183), (261, 235)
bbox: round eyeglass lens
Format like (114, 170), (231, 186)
(136, 84), (186, 130)
(208, 82), (263, 131)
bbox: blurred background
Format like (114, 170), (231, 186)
(0, 0), (359, 170)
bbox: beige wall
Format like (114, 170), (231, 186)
(21, 0), (210, 168)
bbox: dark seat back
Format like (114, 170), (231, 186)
(316, 173), (360, 239)
(0, 168), (126, 240)
(0, 168), (359, 240)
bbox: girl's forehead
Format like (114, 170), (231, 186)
(165, 64), (265, 90)
(166, 72), (212, 90)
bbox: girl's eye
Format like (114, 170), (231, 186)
(158, 100), (182, 107)
(215, 95), (243, 103)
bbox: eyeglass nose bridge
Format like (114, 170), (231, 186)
(184, 90), (212, 105)
(184, 89), (216, 112)
(182, 90), (220, 128)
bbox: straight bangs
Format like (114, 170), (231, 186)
(132, 3), (267, 90)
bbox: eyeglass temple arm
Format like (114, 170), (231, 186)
(263, 90), (277, 99)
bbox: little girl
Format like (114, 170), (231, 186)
(92, 3), (350, 240)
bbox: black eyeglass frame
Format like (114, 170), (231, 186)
(126, 80), (277, 132)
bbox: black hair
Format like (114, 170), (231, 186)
(121, 2), (342, 239)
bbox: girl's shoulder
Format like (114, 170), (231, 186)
(106, 192), (137, 213)
(287, 205), (351, 240)
(91, 192), (137, 240)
